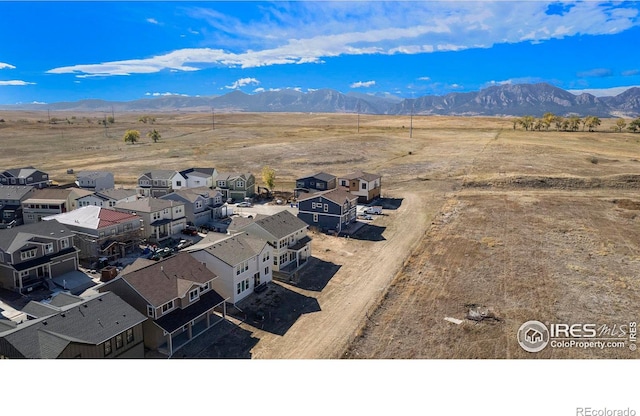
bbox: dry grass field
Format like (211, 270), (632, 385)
(1, 110), (638, 359)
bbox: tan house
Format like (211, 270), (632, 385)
(337, 171), (382, 203)
(114, 197), (186, 243)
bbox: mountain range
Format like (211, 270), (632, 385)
(2, 83), (639, 118)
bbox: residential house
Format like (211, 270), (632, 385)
(76, 188), (138, 209)
(21, 188), (72, 224)
(215, 172), (256, 201)
(97, 253), (226, 357)
(136, 170), (187, 197)
(0, 185), (35, 228)
(0, 166), (51, 189)
(294, 172), (337, 197)
(237, 210), (312, 277)
(0, 220), (79, 294)
(0, 291), (146, 358)
(43, 206), (143, 262)
(188, 232), (272, 304)
(114, 197), (186, 243)
(297, 188), (358, 233)
(337, 171), (382, 203)
(179, 167), (219, 189)
(160, 186), (224, 227)
(75, 171), (115, 192)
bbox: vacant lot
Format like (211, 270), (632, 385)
(1, 111), (638, 358)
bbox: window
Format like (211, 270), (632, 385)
(237, 279), (250, 294)
(176, 180), (182, 187)
(324, 204), (328, 212)
(44, 243), (53, 254)
(60, 238), (69, 250)
(313, 213), (318, 222)
(264, 266), (269, 275)
(262, 252), (270, 262)
(195, 201), (203, 209)
(162, 300), (174, 313)
(318, 182), (325, 189)
(236, 260), (249, 275)
(311, 202), (316, 209)
(104, 340), (112, 356)
(126, 328), (134, 343)
(362, 182), (367, 190)
(189, 289), (199, 302)
(147, 305), (154, 318)
(279, 253), (288, 265)
(237, 181), (244, 188)
(116, 334), (123, 349)
(20, 270), (29, 278)
(200, 282), (210, 293)
(20, 249), (37, 261)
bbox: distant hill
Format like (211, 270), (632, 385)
(2, 83), (639, 117)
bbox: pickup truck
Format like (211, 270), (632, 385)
(364, 206), (383, 215)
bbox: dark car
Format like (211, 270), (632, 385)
(181, 226), (198, 236)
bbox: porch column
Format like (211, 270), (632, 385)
(167, 333), (173, 357)
(206, 310), (211, 328)
(187, 322), (193, 340)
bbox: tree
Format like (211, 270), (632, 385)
(614, 118), (627, 133)
(542, 112), (556, 131)
(628, 118), (640, 133)
(568, 116), (582, 132)
(518, 115), (535, 131)
(261, 166), (276, 190)
(555, 116), (565, 131)
(138, 115), (156, 124)
(123, 129), (140, 144)
(584, 116), (601, 132)
(147, 129), (161, 143)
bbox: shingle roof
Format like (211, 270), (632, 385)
(22, 188), (71, 202)
(0, 185), (35, 201)
(298, 172), (336, 182)
(162, 186), (220, 204)
(252, 210), (308, 239)
(2, 167), (40, 178)
(216, 172), (252, 181)
(0, 219), (72, 252)
(0, 292), (146, 358)
(200, 233), (266, 267)
(114, 197), (182, 213)
(154, 289), (225, 333)
(76, 171), (113, 179)
(95, 188), (137, 201)
(339, 171), (381, 182)
(140, 170), (178, 180)
(297, 188), (358, 205)
(111, 252), (217, 306)
(180, 167), (217, 178)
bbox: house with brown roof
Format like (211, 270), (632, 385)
(337, 171), (382, 203)
(43, 206), (143, 263)
(98, 252), (226, 357)
(297, 188), (358, 233)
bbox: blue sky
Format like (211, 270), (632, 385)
(1, 1), (640, 105)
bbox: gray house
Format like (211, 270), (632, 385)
(160, 186), (224, 226)
(136, 170), (187, 198)
(295, 172), (337, 197)
(297, 188), (358, 233)
(0, 167), (51, 189)
(0, 220), (79, 294)
(215, 172), (256, 201)
(114, 197), (186, 243)
(179, 167), (219, 189)
(75, 171), (115, 192)
(76, 188), (138, 209)
(0, 185), (35, 228)
(0, 291), (146, 359)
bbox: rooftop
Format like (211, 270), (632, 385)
(43, 206), (141, 230)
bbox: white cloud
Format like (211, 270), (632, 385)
(46, 2), (640, 76)
(226, 77), (260, 89)
(31, 101), (46, 105)
(418, 77), (431, 81)
(0, 62), (16, 70)
(568, 85), (640, 97)
(145, 92), (189, 97)
(0, 80), (35, 86)
(147, 18), (159, 25)
(350, 80), (376, 88)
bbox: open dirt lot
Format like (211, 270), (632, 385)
(1, 111), (638, 358)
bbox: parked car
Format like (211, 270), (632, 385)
(236, 201), (252, 207)
(364, 206), (383, 215)
(176, 239), (193, 250)
(359, 214), (373, 220)
(182, 226), (198, 236)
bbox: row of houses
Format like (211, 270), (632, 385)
(0, 209), (312, 357)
